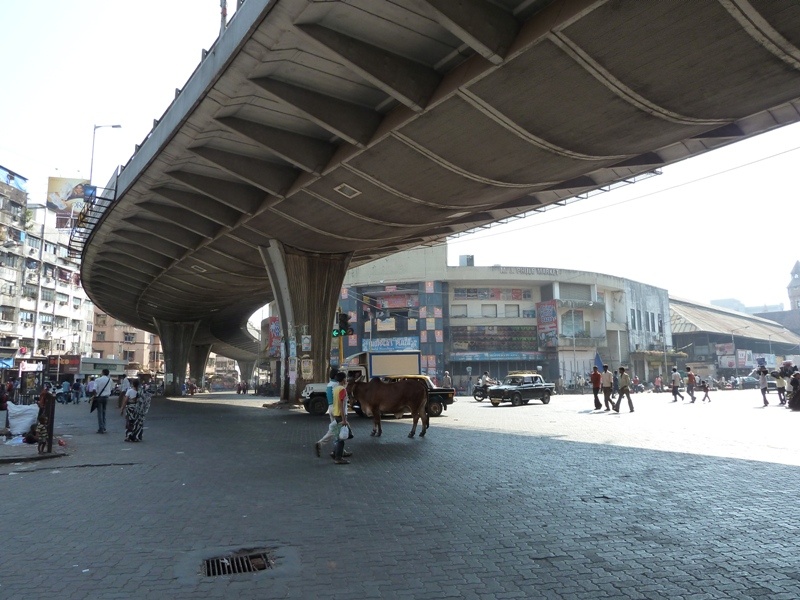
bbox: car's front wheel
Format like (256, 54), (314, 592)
(511, 393), (523, 406)
(541, 393), (551, 405)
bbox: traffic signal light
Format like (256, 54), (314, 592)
(332, 312), (354, 337)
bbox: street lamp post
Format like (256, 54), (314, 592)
(571, 302), (576, 387)
(89, 124), (121, 184)
(30, 222), (45, 360)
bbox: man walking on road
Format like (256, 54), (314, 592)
(93, 369), (113, 434)
(686, 367), (697, 403)
(315, 369), (341, 456)
(600, 365), (614, 411)
(613, 367), (634, 413)
(590, 366), (602, 410)
(758, 368), (769, 406)
(671, 367), (684, 402)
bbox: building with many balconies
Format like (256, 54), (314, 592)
(0, 165), (95, 377)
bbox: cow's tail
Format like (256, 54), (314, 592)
(421, 381), (430, 432)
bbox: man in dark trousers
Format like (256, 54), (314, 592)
(93, 368), (113, 434)
(600, 364), (614, 411)
(590, 366), (602, 410)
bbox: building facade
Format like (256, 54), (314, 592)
(0, 166), (95, 378)
(92, 310), (163, 376)
(342, 245), (676, 389)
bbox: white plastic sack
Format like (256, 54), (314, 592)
(6, 402), (39, 435)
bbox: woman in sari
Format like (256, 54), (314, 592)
(120, 379), (151, 442)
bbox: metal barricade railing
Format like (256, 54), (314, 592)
(15, 391), (40, 406)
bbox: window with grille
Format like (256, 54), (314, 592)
(0, 306), (15, 322)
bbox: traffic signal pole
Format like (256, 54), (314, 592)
(332, 308), (352, 368)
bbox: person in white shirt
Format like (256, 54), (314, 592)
(671, 367), (684, 403)
(758, 368), (769, 407)
(117, 374), (131, 409)
(93, 369), (113, 434)
(600, 364), (614, 411)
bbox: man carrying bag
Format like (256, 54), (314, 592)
(92, 369), (113, 434)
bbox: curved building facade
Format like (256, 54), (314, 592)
(342, 245), (676, 390)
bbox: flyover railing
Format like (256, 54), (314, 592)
(68, 185), (117, 259)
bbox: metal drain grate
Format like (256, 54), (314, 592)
(203, 549), (274, 576)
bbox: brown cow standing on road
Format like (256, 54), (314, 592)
(347, 377), (429, 438)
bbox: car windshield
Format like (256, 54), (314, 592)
(504, 377), (522, 385)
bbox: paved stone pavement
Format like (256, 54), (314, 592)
(3, 388), (800, 599)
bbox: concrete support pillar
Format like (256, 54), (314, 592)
(260, 240), (351, 402)
(238, 359), (255, 390)
(188, 344), (212, 389)
(154, 319), (201, 397)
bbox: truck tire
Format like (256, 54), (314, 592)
(427, 401), (443, 417)
(511, 393), (523, 407)
(309, 396), (328, 416)
(541, 392), (551, 405)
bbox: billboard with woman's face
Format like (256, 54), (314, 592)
(46, 177), (90, 228)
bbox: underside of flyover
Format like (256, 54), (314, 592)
(79, 0), (800, 396)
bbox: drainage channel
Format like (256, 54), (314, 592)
(203, 548), (274, 577)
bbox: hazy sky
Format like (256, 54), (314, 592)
(446, 123), (800, 309)
(1, 1), (797, 312)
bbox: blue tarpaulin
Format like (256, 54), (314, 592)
(594, 352), (604, 370)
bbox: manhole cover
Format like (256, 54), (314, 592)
(203, 548), (274, 576)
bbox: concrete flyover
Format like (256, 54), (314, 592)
(77, 0), (800, 395)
